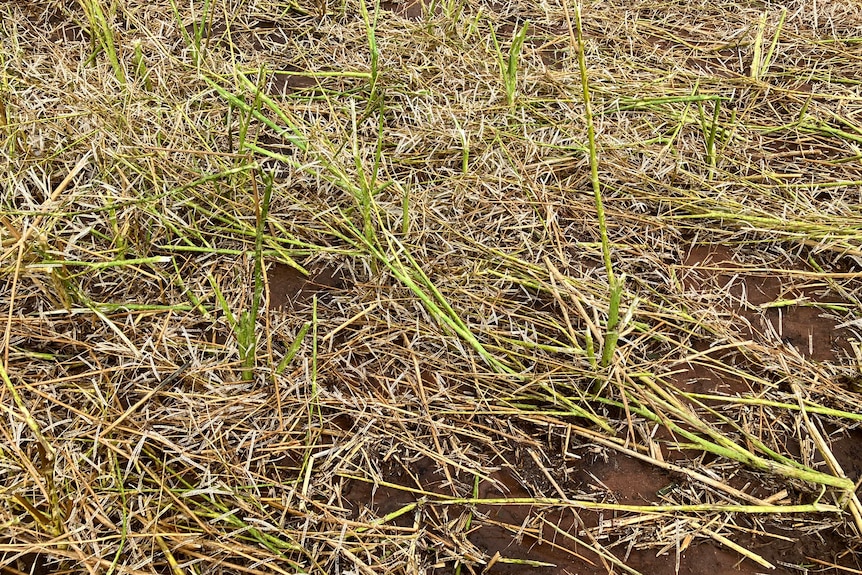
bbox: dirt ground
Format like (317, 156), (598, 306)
(3, 0), (862, 573)
(267, 240), (862, 575)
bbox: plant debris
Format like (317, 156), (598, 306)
(2, 1), (862, 574)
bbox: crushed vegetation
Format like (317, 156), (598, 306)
(2, 0), (862, 573)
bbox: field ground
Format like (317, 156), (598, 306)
(2, 0), (862, 574)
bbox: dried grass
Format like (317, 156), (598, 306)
(2, 0), (862, 573)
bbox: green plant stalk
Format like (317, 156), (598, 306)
(67, 282), (139, 354)
(0, 45), (15, 155)
(491, 21), (529, 108)
(613, 94), (722, 110)
(465, 6), (483, 40)
(79, 0), (126, 85)
(574, 4), (620, 368)
(169, 0), (192, 64)
(372, 98), (385, 192)
(675, 385), (833, 473)
(160, 243), (313, 264)
(493, 332), (581, 355)
(238, 67), (268, 154)
(799, 120), (862, 145)
(390, 231), (514, 373)
(600, 282), (621, 367)
(106, 200), (126, 259)
(173, 258), (210, 318)
(760, 8), (787, 80)
(339, 475), (841, 514)
(716, 106), (738, 159)
(132, 41), (152, 91)
(401, 183), (410, 235)
(159, 195), (310, 266)
(339, 215), (514, 374)
(28, 256), (171, 273)
(536, 383), (612, 432)
(152, 457), (306, 565)
(194, 0), (213, 67)
(603, 378), (856, 490)
(168, 0), (212, 67)
(210, 72), (400, 216)
(241, 134), (356, 196)
(207, 74), (307, 151)
(46, 302), (195, 315)
(276, 321), (311, 375)
(751, 13), (766, 80)
(358, 0), (380, 96)
(240, 171), (273, 381)
(705, 98), (721, 174)
(350, 99), (377, 249)
(636, 376), (811, 472)
(208, 273), (236, 327)
(507, 22), (528, 107)
(443, 0), (466, 32)
(574, 7), (611, 282)
(296, 297), (322, 508)
(452, 116), (469, 173)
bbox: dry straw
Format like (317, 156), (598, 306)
(2, 0), (862, 574)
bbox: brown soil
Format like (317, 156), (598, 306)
(335, 449), (862, 575)
(266, 245), (862, 575)
(268, 247), (862, 575)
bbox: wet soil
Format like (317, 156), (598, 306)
(680, 244), (853, 362)
(338, 451), (862, 575)
(265, 247), (862, 575)
(266, 260), (347, 310)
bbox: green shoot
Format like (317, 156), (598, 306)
(78, 0), (126, 86)
(571, 3), (620, 368)
(358, 0), (380, 98)
(491, 21), (529, 108)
